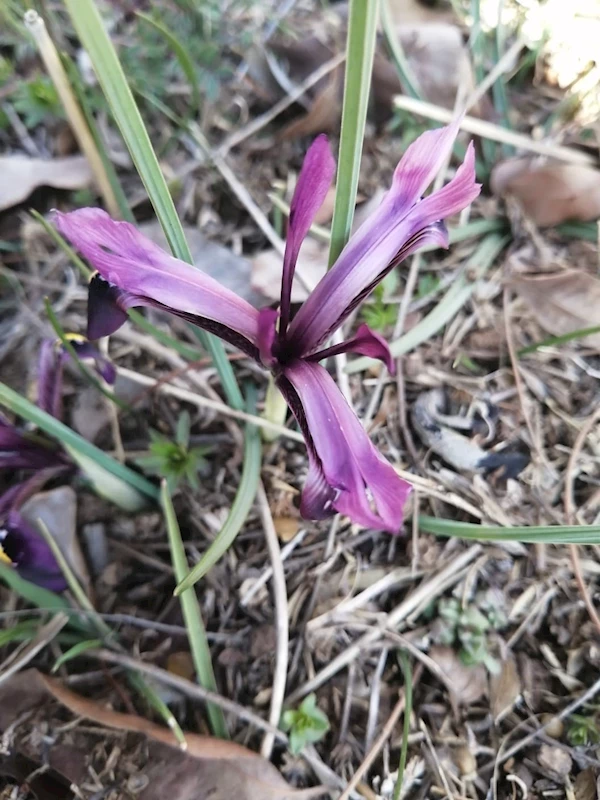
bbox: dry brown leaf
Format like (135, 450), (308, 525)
(39, 674), (326, 800)
(274, 515), (300, 542)
(489, 656), (521, 723)
(279, 72), (343, 139)
(538, 743), (572, 779)
(0, 155), (92, 211)
(428, 646), (487, 706)
(574, 767), (598, 800)
(491, 158), (600, 227)
(510, 269), (600, 350)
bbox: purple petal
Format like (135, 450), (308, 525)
(87, 273), (130, 339)
(68, 335), (117, 385)
(287, 127), (480, 355)
(306, 323), (395, 373)
(257, 307), (279, 368)
(1, 511), (66, 591)
(280, 360), (411, 532)
(37, 339), (62, 418)
(0, 418), (65, 471)
(54, 209), (261, 353)
(279, 136), (335, 338)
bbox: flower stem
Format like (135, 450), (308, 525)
(327, 0), (379, 268)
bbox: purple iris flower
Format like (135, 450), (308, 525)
(54, 121), (479, 533)
(0, 337), (114, 589)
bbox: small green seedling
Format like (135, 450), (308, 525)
(360, 271), (399, 332)
(281, 693), (330, 755)
(136, 411), (210, 493)
(436, 590), (508, 674)
(567, 712), (600, 746)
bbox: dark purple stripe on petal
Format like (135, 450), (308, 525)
(37, 339), (63, 418)
(282, 360), (411, 532)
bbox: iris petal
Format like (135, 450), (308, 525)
(281, 360), (411, 532)
(287, 128), (480, 355)
(279, 135), (335, 339)
(54, 209), (261, 350)
(2, 511), (66, 591)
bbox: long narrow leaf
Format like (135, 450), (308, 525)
(162, 483), (228, 738)
(175, 386), (261, 592)
(328, 0), (379, 266)
(419, 516), (600, 544)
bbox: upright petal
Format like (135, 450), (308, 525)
(54, 209), (261, 355)
(279, 136), (336, 338)
(0, 417), (65, 471)
(1, 511), (67, 591)
(287, 128), (480, 355)
(280, 360), (411, 532)
(37, 339), (62, 418)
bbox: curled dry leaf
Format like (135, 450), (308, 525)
(491, 158), (600, 227)
(0, 155), (92, 212)
(574, 767), (598, 800)
(428, 646), (488, 707)
(38, 674), (326, 800)
(538, 744), (572, 780)
(510, 269), (600, 350)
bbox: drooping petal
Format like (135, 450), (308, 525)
(37, 339), (62, 418)
(306, 323), (395, 373)
(1, 511), (67, 591)
(36, 336), (116, 420)
(287, 129), (480, 355)
(54, 209), (261, 356)
(279, 135), (336, 339)
(280, 360), (411, 532)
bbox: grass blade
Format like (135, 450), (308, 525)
(328, 0), (379, 266)
(519, 325), (600, 356)
(52, 638), (103, 672)
(161, 482), (228, 738)
(346, 234), (508, 373)
(0, 381), (158, 503)
(63, 0), (241, 406)
(175, 386), (261, 592)
(381, 0), (420, 99)
(137, 11), (201, 116)
(419, 516), (600, 544)
(393, 652), (413, 800)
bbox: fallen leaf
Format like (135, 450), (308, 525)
(491, 158), (600, 226)
(0, 751), (75, 800)
(489, 656), (521, 723)
(274, 516), (300, 542)
(279, 72), (343, 139)
(39, 674), (326, 800)
(538, 744), (572, 780)
(0, 155), (92, 212)
(428, 646), (488, 706)
(574, 767), (598, 800)
(510, 269), (600, 350)
(20, 486), (91, 596)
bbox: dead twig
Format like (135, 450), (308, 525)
(257, 482), (290, 760)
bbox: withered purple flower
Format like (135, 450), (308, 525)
(0, 337), (113, 589)
(55, 122), (479, 533)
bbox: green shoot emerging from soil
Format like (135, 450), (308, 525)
(137, 411), (210, 493)
(281, 693), (330, 755)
